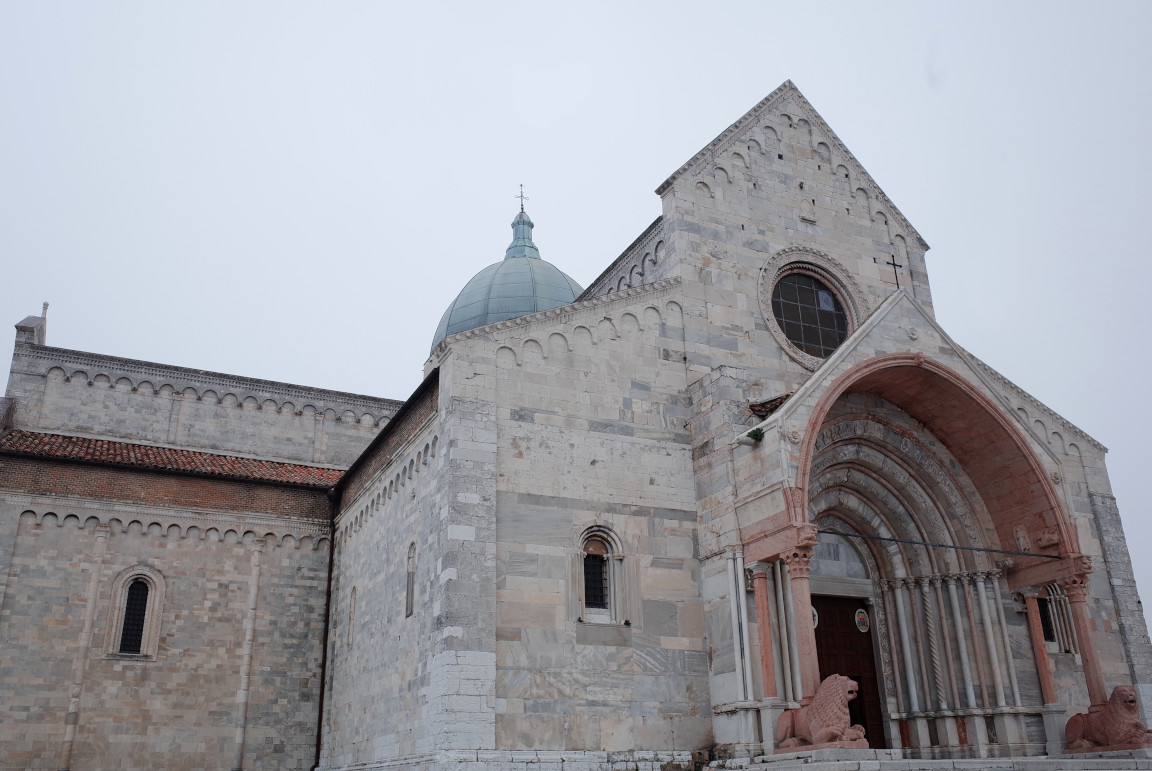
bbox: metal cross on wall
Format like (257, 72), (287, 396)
(885, 255), (903, 289)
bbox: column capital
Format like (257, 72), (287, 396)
(1060, 573), (1090, 602)
(746, 561), (772, 577)
(782, 546), (814, 579)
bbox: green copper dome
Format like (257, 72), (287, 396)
(431, 210), (583, 351)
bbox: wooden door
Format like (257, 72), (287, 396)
(812, 595), (886, 748)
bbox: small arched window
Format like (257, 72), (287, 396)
(105, 565), (165, 660)
(577, 528), (627, 625)
(119, 579), (149, 654)
(583, 539), (610, 610)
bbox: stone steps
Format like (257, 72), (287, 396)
(707, 747), (1152, 771)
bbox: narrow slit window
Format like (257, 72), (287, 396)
(405, 543), (416, 618)
(119, 579), (149, 654)
(1037, 597), (1056, 642)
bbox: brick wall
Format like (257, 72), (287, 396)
(0, 455), (331, 520)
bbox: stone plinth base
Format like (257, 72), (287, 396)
(759, 747), (900, 763)
(708, 750), (1152, 769)
(1063, 744), (1152, 756)
(770, 740), (875, 755)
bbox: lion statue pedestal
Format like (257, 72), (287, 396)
(775, 674), (869, 753)
(1065, 685), (1152, 753)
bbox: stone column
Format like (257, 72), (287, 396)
(879, 580), (906, 714)
(726, 554), (747, 702)
(946, 575), (977, 709)
(962, 573), (991, 708)
(783, 546), (820, 702)
(932, 577), (960, 710)
(894, 578), (931, 749)
(736, 552), (756, 701)
(1022, 592), (1057, 704)
(750, 565), (777, 698)
(751, 563), (787, 753)
(919, 577), (946, 710)
(773, 561), (797, 702)
(1063, 573), (1108, 705)
(993, 570), (1022, 707)
(975, 571), (1007, 707)
(1022, 592), (1066, 756)
(893, 578), (921, 713)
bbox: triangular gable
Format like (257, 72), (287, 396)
(656, 80), (928, 250)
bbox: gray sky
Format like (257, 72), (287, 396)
(3, 2), (1150, 628)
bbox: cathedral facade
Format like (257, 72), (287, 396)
(2, 82), (1150, 770)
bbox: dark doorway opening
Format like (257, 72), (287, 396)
(812, 595), (886, 748)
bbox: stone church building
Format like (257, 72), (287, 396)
(2, 82), (1150, 770)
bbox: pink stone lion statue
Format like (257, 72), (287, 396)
(1066, 685), (1152, 751)
(776, 674), (868, 749)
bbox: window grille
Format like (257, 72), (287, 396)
(584, 554), (609, 609)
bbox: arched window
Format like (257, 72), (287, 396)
(105, 565), (165, 660)
(119, 579), (149, 654)
(405, 543), (416, 618)
(577, 527), (627, 625)
(583, 538), (610, 610)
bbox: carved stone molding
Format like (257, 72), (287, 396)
(3, 492), (329, 548)
(758, 246), (872, 372)
(782, 545), (814, 579)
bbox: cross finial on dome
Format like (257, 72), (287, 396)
(505, 194), (541, 260)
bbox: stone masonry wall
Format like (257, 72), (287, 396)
(439, 280), (712, 753)
(0, 492), (329, 769)
(321, 415), (445, 768)
(6, 341), (401, 466)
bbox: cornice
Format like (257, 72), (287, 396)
(430, 277), (683, 357)
(578, 216), (665, 300)
(2, 491), (331, 547)
(655, 81), (794, 197)
(964, 353), (1106, 453)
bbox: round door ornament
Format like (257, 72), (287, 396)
(854, 608), (870, 633)
(812, 607), (819, 629)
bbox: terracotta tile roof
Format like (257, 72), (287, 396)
(0, 429), (343, 487)
(748, 392), (794, 419)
